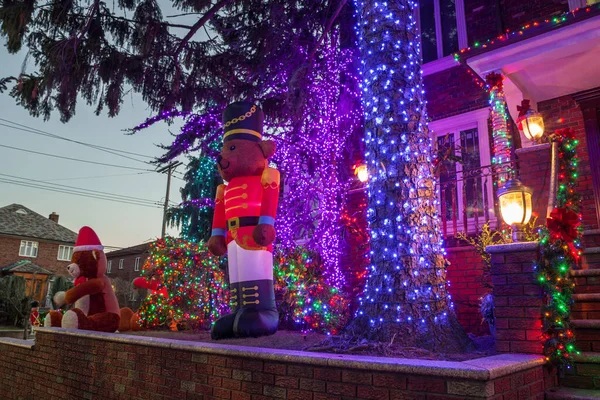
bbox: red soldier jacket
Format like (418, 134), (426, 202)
(211, 167), (279, 252)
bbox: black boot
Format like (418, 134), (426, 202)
(233, 279), (279, 338)
(211, 282), (240, 340)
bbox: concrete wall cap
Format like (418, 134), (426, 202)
(486, 241), (539, 253)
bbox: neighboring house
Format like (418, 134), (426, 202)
(105, 242), (152, 309)
(0, 260), (53, 304)
(0, 204), (77, 277)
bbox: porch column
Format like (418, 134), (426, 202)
(485, 72), (512, 188)
(487, 242), (543, 354)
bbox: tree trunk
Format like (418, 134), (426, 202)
(353, 0), (472, 352)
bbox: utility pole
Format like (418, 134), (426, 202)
(157, 161), (183, 238)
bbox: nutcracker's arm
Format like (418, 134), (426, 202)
(208, 184), (227, 256)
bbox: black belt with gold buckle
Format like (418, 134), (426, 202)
(227, 216), (260, 230)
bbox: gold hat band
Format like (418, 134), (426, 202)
(224, 129), (262, 140)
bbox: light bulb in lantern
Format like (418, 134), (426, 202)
(355, 164), (369, 183)
(497, 179), (533, 242)
(517, 100), (545, 143)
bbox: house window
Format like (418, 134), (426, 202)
(134, 257), (141, 272)
(119, 259), (124, 270)
(107, 260), (112, 274)
(19, 241), (39, 258)
(418, 0), (467, 64)
(429, 108), (494, 234)
(57, 245), (74, 261)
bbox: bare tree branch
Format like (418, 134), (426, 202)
(307, 0), (347, 64)
(172, 0), (235, 59)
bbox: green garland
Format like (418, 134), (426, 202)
(536, 128), (583, 369)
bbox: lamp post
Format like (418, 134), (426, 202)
(517, 100), (545, 144)
(498, 179), (533, 242)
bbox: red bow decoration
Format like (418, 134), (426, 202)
(485, 72), (504, 91)
(547, 207), (580, 259)
(547, 208), (579, 242)
(555, 128), (576, 140)
(517, 100), (531, 117)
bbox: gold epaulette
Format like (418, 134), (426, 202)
(261, 168), (280, 189)
(216, 184), (226, 201)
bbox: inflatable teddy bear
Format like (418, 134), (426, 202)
(208, 102), (280, 339)
(46, 226), (121, 332)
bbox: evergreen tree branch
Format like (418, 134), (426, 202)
(172, 0), (234, 59)
(307, 0), (347, 64)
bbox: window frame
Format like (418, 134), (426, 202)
(107, 260), (112, 274)
(118, 259), (124, 270)
(19, 240), (39, 258)
(134, 257), (141, 272)
(57, 245), (74, 261)
(428, 108), (495, 234)
(416, 0), (468, 65)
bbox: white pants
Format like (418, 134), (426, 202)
(227, 241), (273, 283)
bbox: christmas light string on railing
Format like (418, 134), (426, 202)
(353, 0), (455, 329)
(453, 3), (600, 62)
(535, 127), (583, 369)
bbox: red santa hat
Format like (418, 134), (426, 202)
(74, 226), (104, 252)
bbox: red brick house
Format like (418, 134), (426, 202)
(411, 0), (600, 339)
(105, 242), (152, 309)
(0, 204), (77, 277)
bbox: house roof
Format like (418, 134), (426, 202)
(1, 260), (53, 275)
(0, 204), (78, 243)
(106, 242), (153, 258)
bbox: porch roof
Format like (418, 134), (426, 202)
(1, 260), (53, 276)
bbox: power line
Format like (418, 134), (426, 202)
(0, 143), (154, 172)
(0, 178), (163, 209)
(42, 171), (154, 182)
(0, 172), (162, 205)
(0, 117), (155, 160)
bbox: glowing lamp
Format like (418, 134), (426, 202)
(355, 164), (369, 183)
(517, 101), (545, 143)
(497, 179), (533, 242)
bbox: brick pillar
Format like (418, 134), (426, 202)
(488, 242), (543, 354)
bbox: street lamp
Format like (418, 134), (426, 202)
(498, 179), (533, 242)
(517, 100), (545, 144)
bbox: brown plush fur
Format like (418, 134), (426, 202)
(118, 307), (142, 332)
(50, 249), (120, 332)
(209, 138), (277, 255)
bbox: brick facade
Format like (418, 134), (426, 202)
(0, 329), (556, 400)
(446, 247), (490, 336)
(0, 236), (73, 276)
(488, 243), (543, 355)
(424, 66), (489, 122)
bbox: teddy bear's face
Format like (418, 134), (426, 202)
(70, 250), (107, 279)
(217, 139), (276, 182)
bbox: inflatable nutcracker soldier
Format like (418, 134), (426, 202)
(208, 102), (279, 339)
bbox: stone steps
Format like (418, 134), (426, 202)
(573, 293), (600, 302)
(571, 320), (600, 352)
(560, 352), (600, 391)
(572, 269), (600, 294)
(583, 248), (600, 270)
(546, 387), (600, 399)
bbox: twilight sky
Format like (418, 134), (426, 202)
(0, 47), (186, 249)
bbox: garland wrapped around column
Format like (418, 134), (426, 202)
(486, 72), (512, 188)
(536, 128), (583, 370)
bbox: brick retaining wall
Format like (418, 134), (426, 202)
(0, 328), (556, 400)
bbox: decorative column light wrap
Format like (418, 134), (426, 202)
(353, 0), (467, 349)
(486, 72), (512, 188)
